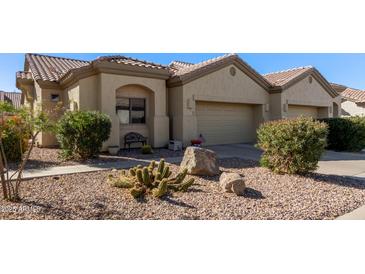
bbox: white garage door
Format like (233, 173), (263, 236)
(287, 105), (318, 118)
(196, 101), (255, 145)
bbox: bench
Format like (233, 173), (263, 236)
(124, 132), (147, 150)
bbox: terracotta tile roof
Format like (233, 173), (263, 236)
(169, 53), (237, 77)
(169, 60), (194, 71)
(330, 82), (348, 93)
(21, 54), (169, 84)
(0, 91), (22, 108)
(25, 53), (90, 82)
(263, 66), (313, 86)
(16, 71), (33, 80)
(341, 87), (365, 103)
(95, 55), (168, 70)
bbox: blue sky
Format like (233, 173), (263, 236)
(1, 53), (365, 92)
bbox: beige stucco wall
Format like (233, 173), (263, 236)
(169, 65), (270, 146)
(65, 82), (80, 111)
(79, 75), (99, 110)
(341, 100), (365, 116)
(168, 85), (184, 143)
(280, 75), (342, 119)
(39, 85), (63, 147)
(64, 75), (99, 111)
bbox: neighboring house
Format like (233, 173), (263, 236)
(0, 90), (22, 108)
(335, 86), (365, 116)
(16, 53), (341, 148)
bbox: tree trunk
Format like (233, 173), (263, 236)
(14, 132), (39, 199)
(0, 151), (8, 199)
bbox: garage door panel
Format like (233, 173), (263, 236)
(196, 101), (255, 145)
(287, 105), (318, 118)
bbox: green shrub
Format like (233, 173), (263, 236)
(141, 144), (153, 154)
(2, 127), (28, 162)
(1, 116), (29, 162)
(320, 116), (365, 152)
(257, 117), (328, 174)
(56, 111), (111, 160)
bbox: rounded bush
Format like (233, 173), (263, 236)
(320, 117), (365, 152)
(141, 144), (153, 154)
(1, 116), (29, 162)
(56, 111), (111, 160)
(257, 117), (328, 174)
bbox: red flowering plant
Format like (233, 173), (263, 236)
(0, 101), (57, 201)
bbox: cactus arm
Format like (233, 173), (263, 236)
(179, 178), (195, 192)
(113, 179), (134, 188)
(152, 179), (168, 198)
(129, 168), (136, 177)
(161, 166), (170, 179)
(157, 159), (165, 174)
(130, 185), (146, 198)
(136, 169), (144, 184)
(142, 167), (152, 187)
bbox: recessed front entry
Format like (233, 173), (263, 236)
(196, 101), (255, 145)
(116, 84), (153, 148)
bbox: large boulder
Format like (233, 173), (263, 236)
(219, 172), (245, 195)
(180, 146), (219, 176)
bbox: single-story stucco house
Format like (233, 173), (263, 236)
(331, 83), (365, 116)
(16, 53), (341, 148)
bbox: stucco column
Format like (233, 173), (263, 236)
(269, 93), (285, 120)
(99, 74), (120, 151)
(150, 87), (169, 147)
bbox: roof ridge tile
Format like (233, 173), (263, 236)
(263, 65), (313, 76)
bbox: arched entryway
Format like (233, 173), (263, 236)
(116, 84), (155, 148)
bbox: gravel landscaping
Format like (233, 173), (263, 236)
(1, 157), (365, 220)
(8, 147), (185, 170)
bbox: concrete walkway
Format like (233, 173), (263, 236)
(336, 205), (365, 220)
(10, 157), (183, 180)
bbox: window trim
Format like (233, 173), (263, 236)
(116, 97), (146, 124)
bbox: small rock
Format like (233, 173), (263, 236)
(180, 146), (219, 176)
(219, 172), (245, 195)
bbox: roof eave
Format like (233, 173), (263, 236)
(16, 77), (33, 89)
(167, 55), (272, 90)
(268, 68), (339, 98)
(94, 61), (170, 80)
(59, 61), (171, 88)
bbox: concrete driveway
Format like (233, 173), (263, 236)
(207, 144), (365, 180)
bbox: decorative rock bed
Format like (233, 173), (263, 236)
(1, 158), (365, 220)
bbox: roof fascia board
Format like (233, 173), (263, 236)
(269, 69), (338, 98)
(167, 57), (271, 90)
(60, 61), (170, 88)
(94, 62), (170, 80)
